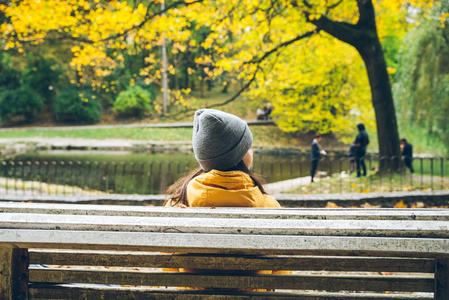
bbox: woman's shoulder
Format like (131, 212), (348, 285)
(261, 194), (281, 208)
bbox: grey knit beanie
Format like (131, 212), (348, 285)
(193, 109), (253, 172)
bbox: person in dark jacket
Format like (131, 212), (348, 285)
(310, 134), (326, 183)
(400, 138), (414, 173)
(354, 123), (369, 177)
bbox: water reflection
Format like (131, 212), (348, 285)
(4, 151), (348, 195)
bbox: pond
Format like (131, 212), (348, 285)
(1, 150), (351, 195)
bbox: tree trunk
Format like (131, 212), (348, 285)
(310, 0), (403, 173)
(355, 37), (402, 173)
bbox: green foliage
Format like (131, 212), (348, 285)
(53, 88), (102, 124)
(0, 88), (44, 123)
(21, 54), (61, 103)
(393, 2), (449, 154)
(113, 85), (155, 118)
(0, 54), (20, 92)
(382, 36), (403, 82)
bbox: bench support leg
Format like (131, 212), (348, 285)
(435, 256), (449, 300)
(0, 248), (28, 300)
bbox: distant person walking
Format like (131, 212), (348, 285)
(354, 123), (369, 177)
(400, 138), (414, 173)
(310, 134), (326, 183)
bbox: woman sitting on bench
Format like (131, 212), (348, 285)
(165, 109), (287, 290)
(165, 108), (280, 209)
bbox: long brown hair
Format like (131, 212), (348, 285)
(165, 160), (267, 207)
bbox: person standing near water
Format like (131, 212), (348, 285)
(354, 123), (369, 177)
(400, 138), (414, 173)
(310, 134), (326, 183)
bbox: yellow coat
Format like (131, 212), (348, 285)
(164, 170), (289, 290)
(168, 169), (281, 208)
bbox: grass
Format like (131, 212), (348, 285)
(291, 172), (448, 195)
(398, 122), (448, 156)
(0, 127), (194, 141)
(0, 125), (341, 149)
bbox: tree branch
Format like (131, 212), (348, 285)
(208, 66), (260, 108)
(356, 0), (376, 29)
(98, 0), (204, 43)
(309, 15), (365, 46)
(171, 64), (261, 119)
(245, 30), (316, 64)
(202, 31), (316, 110)
(328, 0), (344, 10)
(38, 0), (204, 44)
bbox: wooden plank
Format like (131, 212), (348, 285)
(29, 250), (435, 273)
(2, 229), (448, 256)
(2, 202), (449, 220)
(0, 247), (28, 300)
(28, 284), (434, 300)
(435, 256), (449, 300)
(1, 213), (449, 238)
(29, 269), (435, 292)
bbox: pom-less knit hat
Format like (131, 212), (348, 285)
(193, 109), (253, 172)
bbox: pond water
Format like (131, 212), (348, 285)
(3, 150), (350, 194)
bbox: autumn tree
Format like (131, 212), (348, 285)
(0, 0), (439, 171)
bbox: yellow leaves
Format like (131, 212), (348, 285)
(5, 41), (15, 49)
(168, 65), (176, 75)
(393, 200), (408, 208)
(325, 201), (341, 208)
(387, 67), (397, 75)
(0, 0), (437, 126)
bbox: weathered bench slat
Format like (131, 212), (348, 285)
(1, 213), (448, 238)
(29, 250), (435, 273)
(1, 203), (448, 299)
(1, 202), (448, 220)
(29, 268), (434, 292)
(28, 284), (434, 300)
(2, 229), (448, 256)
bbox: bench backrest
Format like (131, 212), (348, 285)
(1, 202), (448, 299)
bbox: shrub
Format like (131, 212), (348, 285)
(0, 88), (44, 123)
(113, 86), (155, 118)
(21, 55), (60, 103)
(0, 54), (20, 92)
(53, 89), (101, 124)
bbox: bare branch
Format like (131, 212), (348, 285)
(328, 0), (343, 10)
(208, 66), (260, 108)
(172, 64), (261, 119)
(245, 30), (316, 64)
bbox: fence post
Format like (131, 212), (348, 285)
(435, 256), (449, 300)
(442, 158), (445, 190)
(430, 157), (434, 190)
(0, 247), (29, 300)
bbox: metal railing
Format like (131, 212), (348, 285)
(0, 155), (447, 196)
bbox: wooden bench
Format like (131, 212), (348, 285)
(0, 202), (448, 299)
